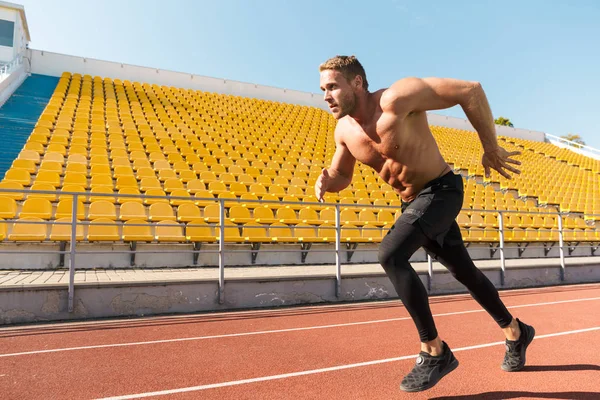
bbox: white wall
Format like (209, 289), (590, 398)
(30, 49), (547, 143)
(0, 61), (26, 107)
(13, 7), (24, 55)
(0, 6), (16, 62)
(427, 113), (546, 142)
(30, 49), (329, 110)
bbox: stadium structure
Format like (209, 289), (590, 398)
(0, 2), (599, 325)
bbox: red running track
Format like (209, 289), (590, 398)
(1, 283), (600, 399)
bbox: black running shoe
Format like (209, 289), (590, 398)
(400, 341), (459, 392)
(501, 318), (535, 372)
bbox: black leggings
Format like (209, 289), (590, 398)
(378, 172), (513, 342)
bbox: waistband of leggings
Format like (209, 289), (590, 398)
(423, 170), (456, 189)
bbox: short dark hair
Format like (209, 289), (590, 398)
(319, 55), (368, 90)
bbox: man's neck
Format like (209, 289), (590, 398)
(348, 91), (375, 125)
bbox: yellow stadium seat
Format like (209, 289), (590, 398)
(50, 218), (84, 241)
(318, 223), (336, 242)
(90, 175), (114, 189)
(158, 169), (177, 182)
(65, 163), (87, 175)
(115, 176), (138, 190)
(361, 224), (382, 241)
(24, 142), (44, 154)
(238, 174), (254, 185)
(276, 207), (300, 224)
(139, 177), (160, 192)
(11, 159), (37, 173)
(119, 202), (148, 221)
(90, 165), (112, 177)
(20, 198), (52, 219)
(27, 183), (56, 201)
(185, 219), (216, 242)
(164, 178), (184, 193)
(341, 223), (369, 242)
(186, 179), (205, 194)
(249, 183), (267, 196)
(268, 185), (286, 198)
(177, 203), (201, 222)
(122, 219), (153, 242)
(113, 166), (135, 179)
(55, 199), (85, 220)
(208, 181), (227, 195)
(242, 222), (269, 242)
(154, 220), (185, 242)
(269, 223), (295, 242)
(178, 170), (196, 183)
(63, 173), (88, 188)
(144, 188), (168, 204)
(253, 206), (277, 224)
(87, 218), (120, 241)
(59, 184), (86, 201)
(0, 197), (17, 218)
(149, 202), (176, 221)
(9, 217), (48, 241)
(293, 223), (320, 243)
(169, 189), (193, 205)
(215, 220), (242, 242)
(88, 201), (117, 220)
(18, 150), (41, 164)
(229, 182), (248, 196)
(201, 204), (221, 224)
(3, 169), (31, 186)
(298, 207), (320, 225)
(115, 187), (140, 204)
(0, 181), (25, 200)
(228, 205), (252, 224)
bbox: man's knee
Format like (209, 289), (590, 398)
(378, 235), (411, 268)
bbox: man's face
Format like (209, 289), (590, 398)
(319, 69), (357, 120)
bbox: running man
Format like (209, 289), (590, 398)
(315, 55), (535, 392)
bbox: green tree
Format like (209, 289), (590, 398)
(560, 134), (585, 148)
(494, 117), (514, 127)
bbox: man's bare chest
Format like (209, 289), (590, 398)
(344, 117), (404, 165)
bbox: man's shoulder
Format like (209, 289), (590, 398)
(380, 77), (424, 108)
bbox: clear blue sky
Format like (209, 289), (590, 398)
(19, 0), (600, 149)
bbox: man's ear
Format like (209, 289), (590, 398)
(352, 75), (363, 89)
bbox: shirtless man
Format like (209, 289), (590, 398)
(315, 55), (536, 392)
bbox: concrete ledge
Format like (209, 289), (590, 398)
(0, 257), (598, 325)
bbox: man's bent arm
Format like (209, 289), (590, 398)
(324, 128), (356, 192)
(459, 81), (499, 153)
(385, 77), (500, 153)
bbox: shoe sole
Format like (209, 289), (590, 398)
(400, 358), (459, 392)
(501, 324), (536, 372)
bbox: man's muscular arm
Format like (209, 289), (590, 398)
(382, 77), (521, 179)
(315, 124), (356, 201)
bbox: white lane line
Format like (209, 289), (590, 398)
(96, 326), (600, 399)
(2, 282), (599, 332)
(2, 296), (600, 358)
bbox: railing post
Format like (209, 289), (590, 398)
(68, 194), (78, 313)
(558, 212), (565, 281)
(335, 204), (341, 298)
(498, 211), (506, 286)
(218, 199), (225, 304)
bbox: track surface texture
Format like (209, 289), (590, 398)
(1, 283), (600, 399)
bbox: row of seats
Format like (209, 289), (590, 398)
(0, 196), (592, 231)
(0, 199), (399, 224)
(1, 216), (598, 244)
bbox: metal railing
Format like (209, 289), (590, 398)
(0, 187), (599, 312)
(545, 133), (600, 161)
(0, 54), (24, 82)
